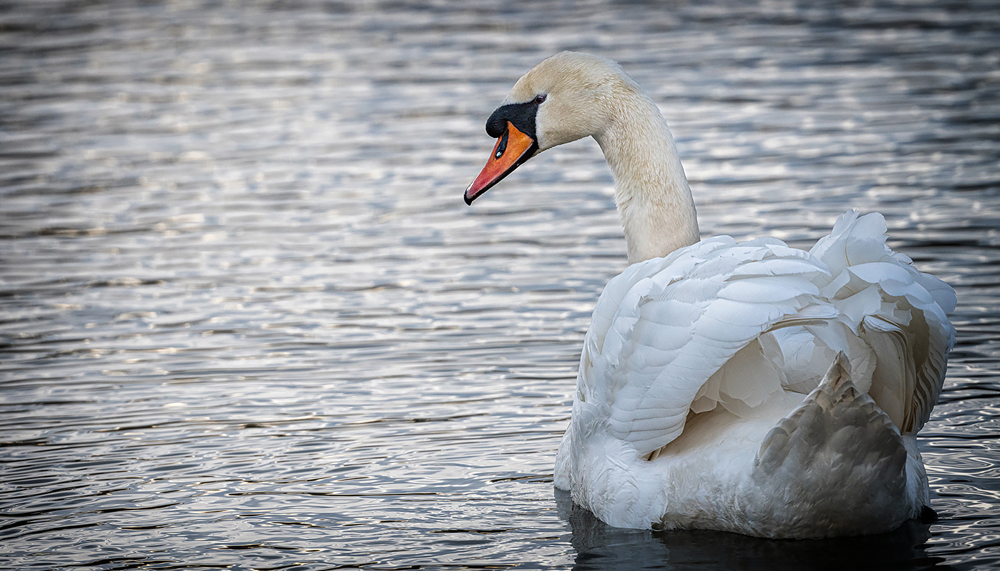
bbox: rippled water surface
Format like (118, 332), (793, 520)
(2, 1), (998, 569)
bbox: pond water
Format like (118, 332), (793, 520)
(1, 1), (998, 569)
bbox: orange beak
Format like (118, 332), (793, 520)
(464, 121), (538, 205)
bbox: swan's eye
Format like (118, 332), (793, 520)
(533, 94), (547, 105)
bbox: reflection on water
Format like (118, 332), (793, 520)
(1, 0), (998, 569)
(559, 490), (940, 571)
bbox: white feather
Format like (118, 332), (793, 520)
(560, 213), (954, 536)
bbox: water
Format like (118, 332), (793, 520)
(1, 0), (998, 569)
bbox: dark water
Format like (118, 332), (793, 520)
(1, 1), (998, 569)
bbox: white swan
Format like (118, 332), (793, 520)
(463, 52), (956, 539)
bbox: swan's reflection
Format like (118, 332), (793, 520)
(556, 489), (940, 570)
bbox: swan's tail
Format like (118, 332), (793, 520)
(749, 353), (923, 538)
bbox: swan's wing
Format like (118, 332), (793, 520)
(580, 212), (956, 455)
(810, 211), (956, 434)
(580, 236), (832, 456)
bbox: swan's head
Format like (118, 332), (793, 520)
(464, 52), (626, 204)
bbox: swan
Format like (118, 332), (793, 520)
(463, 52), (956, 539)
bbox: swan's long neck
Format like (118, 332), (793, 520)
(592, 89), (699, 264)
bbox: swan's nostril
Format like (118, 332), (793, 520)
(494, 130), (509, 159)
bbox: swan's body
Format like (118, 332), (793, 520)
(464, 52), (956, 538)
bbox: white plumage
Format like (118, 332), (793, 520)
(465, 52), (956, 538)
(555, 212), (955, 536)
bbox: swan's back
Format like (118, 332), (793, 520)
(555, 211), (956, 535)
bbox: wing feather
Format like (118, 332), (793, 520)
(577, 211), (956, 457)
(581, 239), (830, 456)
(815, 212), (957, 434)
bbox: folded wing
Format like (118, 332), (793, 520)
(579, 211), (956, 456)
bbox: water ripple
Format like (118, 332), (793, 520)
(1, 0), (998, 569)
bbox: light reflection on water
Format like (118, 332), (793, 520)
(1, 1), (998, 569)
